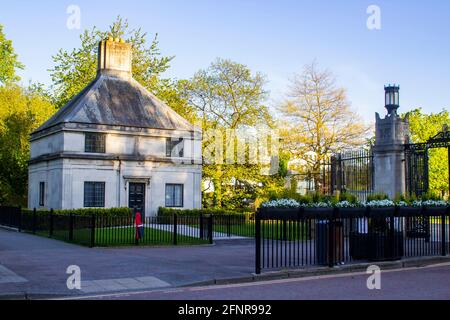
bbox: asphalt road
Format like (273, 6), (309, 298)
(79, 263), (450, 300)
(0, 228), (254, 297)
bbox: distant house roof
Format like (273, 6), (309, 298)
(33, 39), (195, 135)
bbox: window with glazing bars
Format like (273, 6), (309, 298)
(85, 133), (106, 153)
(166, 138), (184, 157)
(39, 182), (45, 206)
(165, 184), (184, 207)
(84, 182), (105, 207)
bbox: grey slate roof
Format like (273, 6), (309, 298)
(34, 74), (195, 134)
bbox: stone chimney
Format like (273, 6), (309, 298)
(97, 38), (132, 78)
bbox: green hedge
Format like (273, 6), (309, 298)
(23, 208), (132, 217)
(158, 207), (252, 217)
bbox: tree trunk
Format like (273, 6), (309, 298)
(213, 165), (223, 208)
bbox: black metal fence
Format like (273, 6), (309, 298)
(405, 146), (429, 197)
(0, 208), (215, 247)
(0, 206), (21, 228)
(331, 149), (374, 202)
(210, 214), (255, 238)
(294, 149), (374, 201)
(255, 206), (450, 274)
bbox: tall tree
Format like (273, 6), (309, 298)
(0, 85), (56, 205)
(184, 58), (279, 208)
(185, 58), (272, 130)
(278, 62), (369, 186)
(49, 17), (192, 120)
(0, 24), (24, 84)
(405, 108), (450, 196)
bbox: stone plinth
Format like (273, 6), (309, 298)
(373, 112), (410, 198)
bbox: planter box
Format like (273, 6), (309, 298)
(398, 206), (422, 216)
(369, 207), (395, 216)
(350, 231), (404, 261)
(303, 207), (334, 219)
(258, 208), (299, 219)
(338, 207), (367, 217)
(423, 206), (448, 216)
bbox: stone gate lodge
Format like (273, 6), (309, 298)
(28, 38), (202, 216)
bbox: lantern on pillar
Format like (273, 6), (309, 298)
(384, 85), (400, 116)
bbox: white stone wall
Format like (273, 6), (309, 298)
(28, 128), (203, 215)
(30, 132), (64, 159)
(31, 130), (202, 163)
(28, 160), (64, 210)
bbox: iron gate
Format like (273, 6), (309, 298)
(330, 149), (374, 202)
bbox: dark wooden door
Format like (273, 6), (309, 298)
(129, 183), (146, 217)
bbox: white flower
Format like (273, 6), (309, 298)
(365, 199), (395, 208)
(260, 197), (450, 209)
(307, 201), (331, 208)
(335, 201), (356, 208)
(261, 199), (301, 208)
(411, 200), (423, 207)
(422, 200), (447, 207)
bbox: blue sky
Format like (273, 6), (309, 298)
(1, 0), (449, 123)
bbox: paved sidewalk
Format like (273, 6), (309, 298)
(80, 276), (170, 293)
(0, 265), (27, 284)
(0, 228), (254, 298)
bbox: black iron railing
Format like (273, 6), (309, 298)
(255, 206), (450, 274)
(331, 149), (374, 202)
(0, 206), (21, 228)
(296, 149), (374, 201)
(0, 208), (216, 247)
(210, 214), (255, 238)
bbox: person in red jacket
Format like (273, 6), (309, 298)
(135, 210), (144, 240)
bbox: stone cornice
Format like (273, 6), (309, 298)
(30, 122), (202, 142)
(29, 152), (203, 166)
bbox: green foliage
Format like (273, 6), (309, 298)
(278, 152), (290, 178)
(392, 192), (443, 203)
(24, 207), (132, 217)
(267, 189), (339, 205)
(184, 58), (272, 129)
(158, 207), (252, 217)
(0, 24), (24, 85)
(405, 108), (450, 196)
(0, 85), (57, 206)
(338, 192), (358, 204)
(394, 193), (417, 203)
(367, 193), (389, 201)
(419, 191), (443, 201)
(184, 58), (280, 209)
(54, 207), (132, 217)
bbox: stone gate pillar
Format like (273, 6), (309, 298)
(373, 85), (410, 199)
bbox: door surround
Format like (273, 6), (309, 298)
(124, 176), (151, 216)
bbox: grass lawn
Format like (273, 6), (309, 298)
(37, 226), (209, 247)
(213, 223), (255, 237)
(213, 221), (310, 240)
